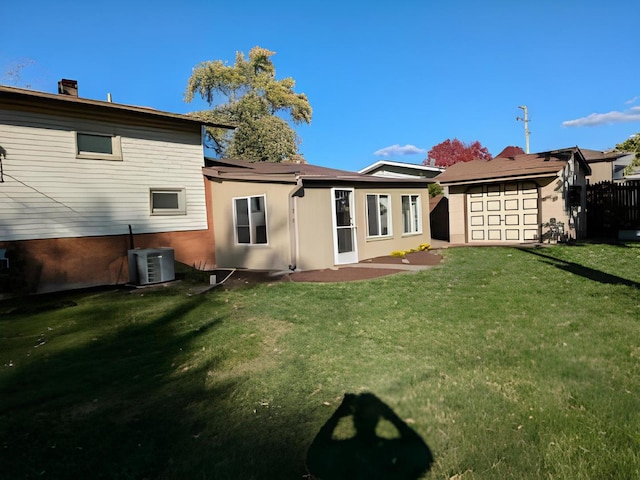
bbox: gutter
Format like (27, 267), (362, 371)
(288, 176), (304, 271)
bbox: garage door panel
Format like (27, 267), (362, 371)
(467, 182), (539, 243)
(505, 214), (519, 225)
(487, 185), (501, 196)
(488, 229), (502, 240)
(505, 229), (520, 240)
(470, 215), (484, 226)
(504, 184), (518, 195)
(470, 201), (484, 212)
(504, 199), (519, 210)
(524, 229), (538, 240)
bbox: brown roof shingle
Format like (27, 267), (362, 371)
(0, 84), (234, 129)
(437, 148), (588, 185)
(203, 158), (435, 185)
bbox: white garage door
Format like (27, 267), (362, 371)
(467, 182), (539, 242)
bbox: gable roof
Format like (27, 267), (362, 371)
(358, 160), (444, 177)
(580, 148), (630, 164)
(437, 147), (591, 185)
(0, 84), (234, 130)
(203, 158), (434, 186)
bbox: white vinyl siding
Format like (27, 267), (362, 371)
(0, 108), (206, 241)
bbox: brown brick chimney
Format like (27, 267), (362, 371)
(58, 79), (78, 97)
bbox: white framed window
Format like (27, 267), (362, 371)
(234, 195), (268, 244)
(75, 132), (122, 161)
(402, 194), (422, 234)
(366, 194), (391, 237)
(150, 188), (186, 215)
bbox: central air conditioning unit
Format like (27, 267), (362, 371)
(127, 248), (175, 286)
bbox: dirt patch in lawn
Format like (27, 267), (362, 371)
(218, 251), (443, 287)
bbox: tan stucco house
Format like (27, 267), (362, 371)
(0, 81), (231, 294)
(436, 147), (591, 244)
(581, 148), (634, 183)
(204, 158), (433, 272)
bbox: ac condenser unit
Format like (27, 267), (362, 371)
(128, 248), (175, 285)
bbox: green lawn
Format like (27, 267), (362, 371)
(1, 244), (639, 479)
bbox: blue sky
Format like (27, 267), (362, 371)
(2, 0), (639, 171)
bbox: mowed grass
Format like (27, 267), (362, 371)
(1, 243), (639, 479)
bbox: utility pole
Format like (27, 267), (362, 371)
(516, 105), (530, 153)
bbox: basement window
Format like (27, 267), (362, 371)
(75, 132), (122, 160)
(150, 188), (186, 215)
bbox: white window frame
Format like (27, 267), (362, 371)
(402, 194), (422, 235)
(365, 193), (392, 238)
(233, 194), (268, 245)
(75, 131), (122, 161)
(150, 188), (186, 215)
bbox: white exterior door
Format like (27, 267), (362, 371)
(332, 188), (358, 264)
(467, 182), (539, 242)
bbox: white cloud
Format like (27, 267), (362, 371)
(373, 144), (426, 157)
(625, 96), (639, 105)
(562, 109), (640, 127)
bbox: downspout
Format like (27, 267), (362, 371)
(288, 177), (303, 271)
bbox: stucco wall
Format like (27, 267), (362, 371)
(210, 179), (294, 271)
(446, 186), (468, 244)
(209, 180), (433, 272)
(295, 187), (336, 271)
(354, 187), (431, 260)
(588, 161), (612, 184)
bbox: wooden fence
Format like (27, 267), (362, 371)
(587, 181), (640, 237)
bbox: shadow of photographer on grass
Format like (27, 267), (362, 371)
(306, 392), (433, 479)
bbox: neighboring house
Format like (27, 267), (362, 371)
(359, 160), (447, 239)
(581, 148), (634, 183)
(203, 158), (433, 272)
(358, 159), (444, 179)
(437, 147), (591, 244)
(0, 81), (231, 294)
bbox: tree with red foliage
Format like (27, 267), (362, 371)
(424, 138), (492, 168)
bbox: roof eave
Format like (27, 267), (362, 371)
(439, 171), (560, 186)
(0, 85), (235, 129)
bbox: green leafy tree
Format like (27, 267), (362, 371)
(428, 183), (443, 198)
(615, 133), (640, 176)
(185, 46), (312, 162)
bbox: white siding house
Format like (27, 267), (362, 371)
(0, 82), (231, 294)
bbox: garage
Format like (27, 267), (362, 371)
(466, 181), (539, 242)
(437, 148), (592, 245)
